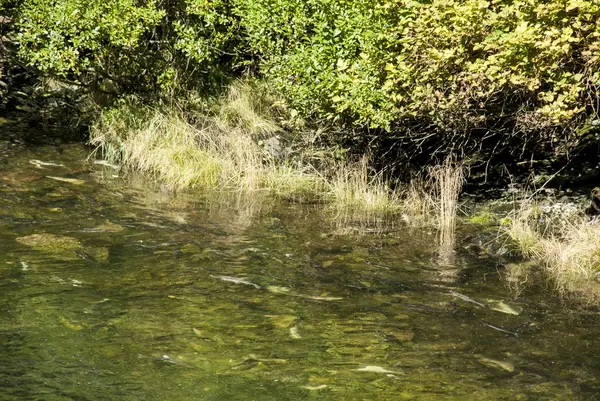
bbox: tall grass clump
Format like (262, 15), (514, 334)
(91, 101), (261, 191)
(429, 158), (464, 255)
(326, 157), (403, 225)
(90, 81), (300, 193)
(506, 203), (600, 298)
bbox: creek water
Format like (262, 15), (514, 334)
(1, 143), (600, 400)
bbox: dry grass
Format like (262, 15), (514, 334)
(326, 157), (403, 224)
(506, 202), (600, 298)
(90, 81), (466, 231)
(428, 158), (464, 264)
(90, 81), (295, 193)
(91, 107), (260, 191)
(430, 158), (464, 235)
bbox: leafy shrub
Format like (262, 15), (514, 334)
(238, 0), (600, 145)
(15, 0), (242, 99)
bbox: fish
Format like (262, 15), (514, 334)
(302, 295), (343, 301)
(93, 160), (120, 169)
(29, 159), (64, 168)
(232, 354), (287, 367)
(266, 285), (342, 301)
(355, 365), (400, 374)
(289, 326), (301, 339)
(449, 291), (487, 308)
(46, 176), (85, 185)
(489, 301), (521, 316)
(266, 285), (291, 294)
(477, 356), (515, 372)
(302, 385), (327, 390)
(211, 275), (260, 289)
(139, 354), (193, 368)
(481, 320), (518, 337)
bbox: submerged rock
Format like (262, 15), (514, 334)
(76, 247), (110, 262)
(383, 328), (414, 342)
(91, 222), (124, 233)
(16, 233), (81, 250)
(265, 314), (296, 328)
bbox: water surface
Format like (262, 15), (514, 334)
(1, 143), (599, 400)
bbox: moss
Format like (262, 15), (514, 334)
(467, 211), (497, 225)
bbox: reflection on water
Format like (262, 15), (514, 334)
(1, 144), (600, 400)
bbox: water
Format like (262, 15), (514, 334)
(1, 143), (600, 400)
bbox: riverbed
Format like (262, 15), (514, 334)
(1, 143), (599, 400)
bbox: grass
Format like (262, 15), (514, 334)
(505, 201), (600, 299)
(326, 157), (403, 224)
(90, 80), (465, 236)
(91, 82), (284, 193)
(430, 158), (464, 241)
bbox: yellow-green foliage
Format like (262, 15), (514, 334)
(14, 0), (242, 97)
(240, 0), (600, 132)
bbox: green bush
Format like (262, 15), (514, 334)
(14, 0), (242, 99)
(6, 0), (600, 163)
(238, 0), (600, 137)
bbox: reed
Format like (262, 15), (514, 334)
(326, 157), (403, 224)
(429, 157), (464, 262)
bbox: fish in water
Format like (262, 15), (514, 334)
(481, 320), (518, 337)
(289, 326), (301, 339)
(355, 365), (400, 374)
(477, 356), (515, 372)
(211, 275), (260, 289)
(266, 285), (342, 301)
(449, 291), (487, 308)
(138, 354), (193, 367)
(93, 159), (120, 169)
(29, 159), (65, 168)
(46, 176), (85, 185)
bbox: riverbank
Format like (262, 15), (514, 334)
(86, 84), (600, 302)
(4, 81), (600, 301)
(89, 81), (455, 226)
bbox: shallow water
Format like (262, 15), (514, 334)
(1, 143), (600, 400)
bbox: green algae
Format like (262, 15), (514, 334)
(16, 233), (82, 250)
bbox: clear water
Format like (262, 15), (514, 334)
(1, 143), (599, 400)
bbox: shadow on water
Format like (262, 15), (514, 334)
(1, 142), (600, 400)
